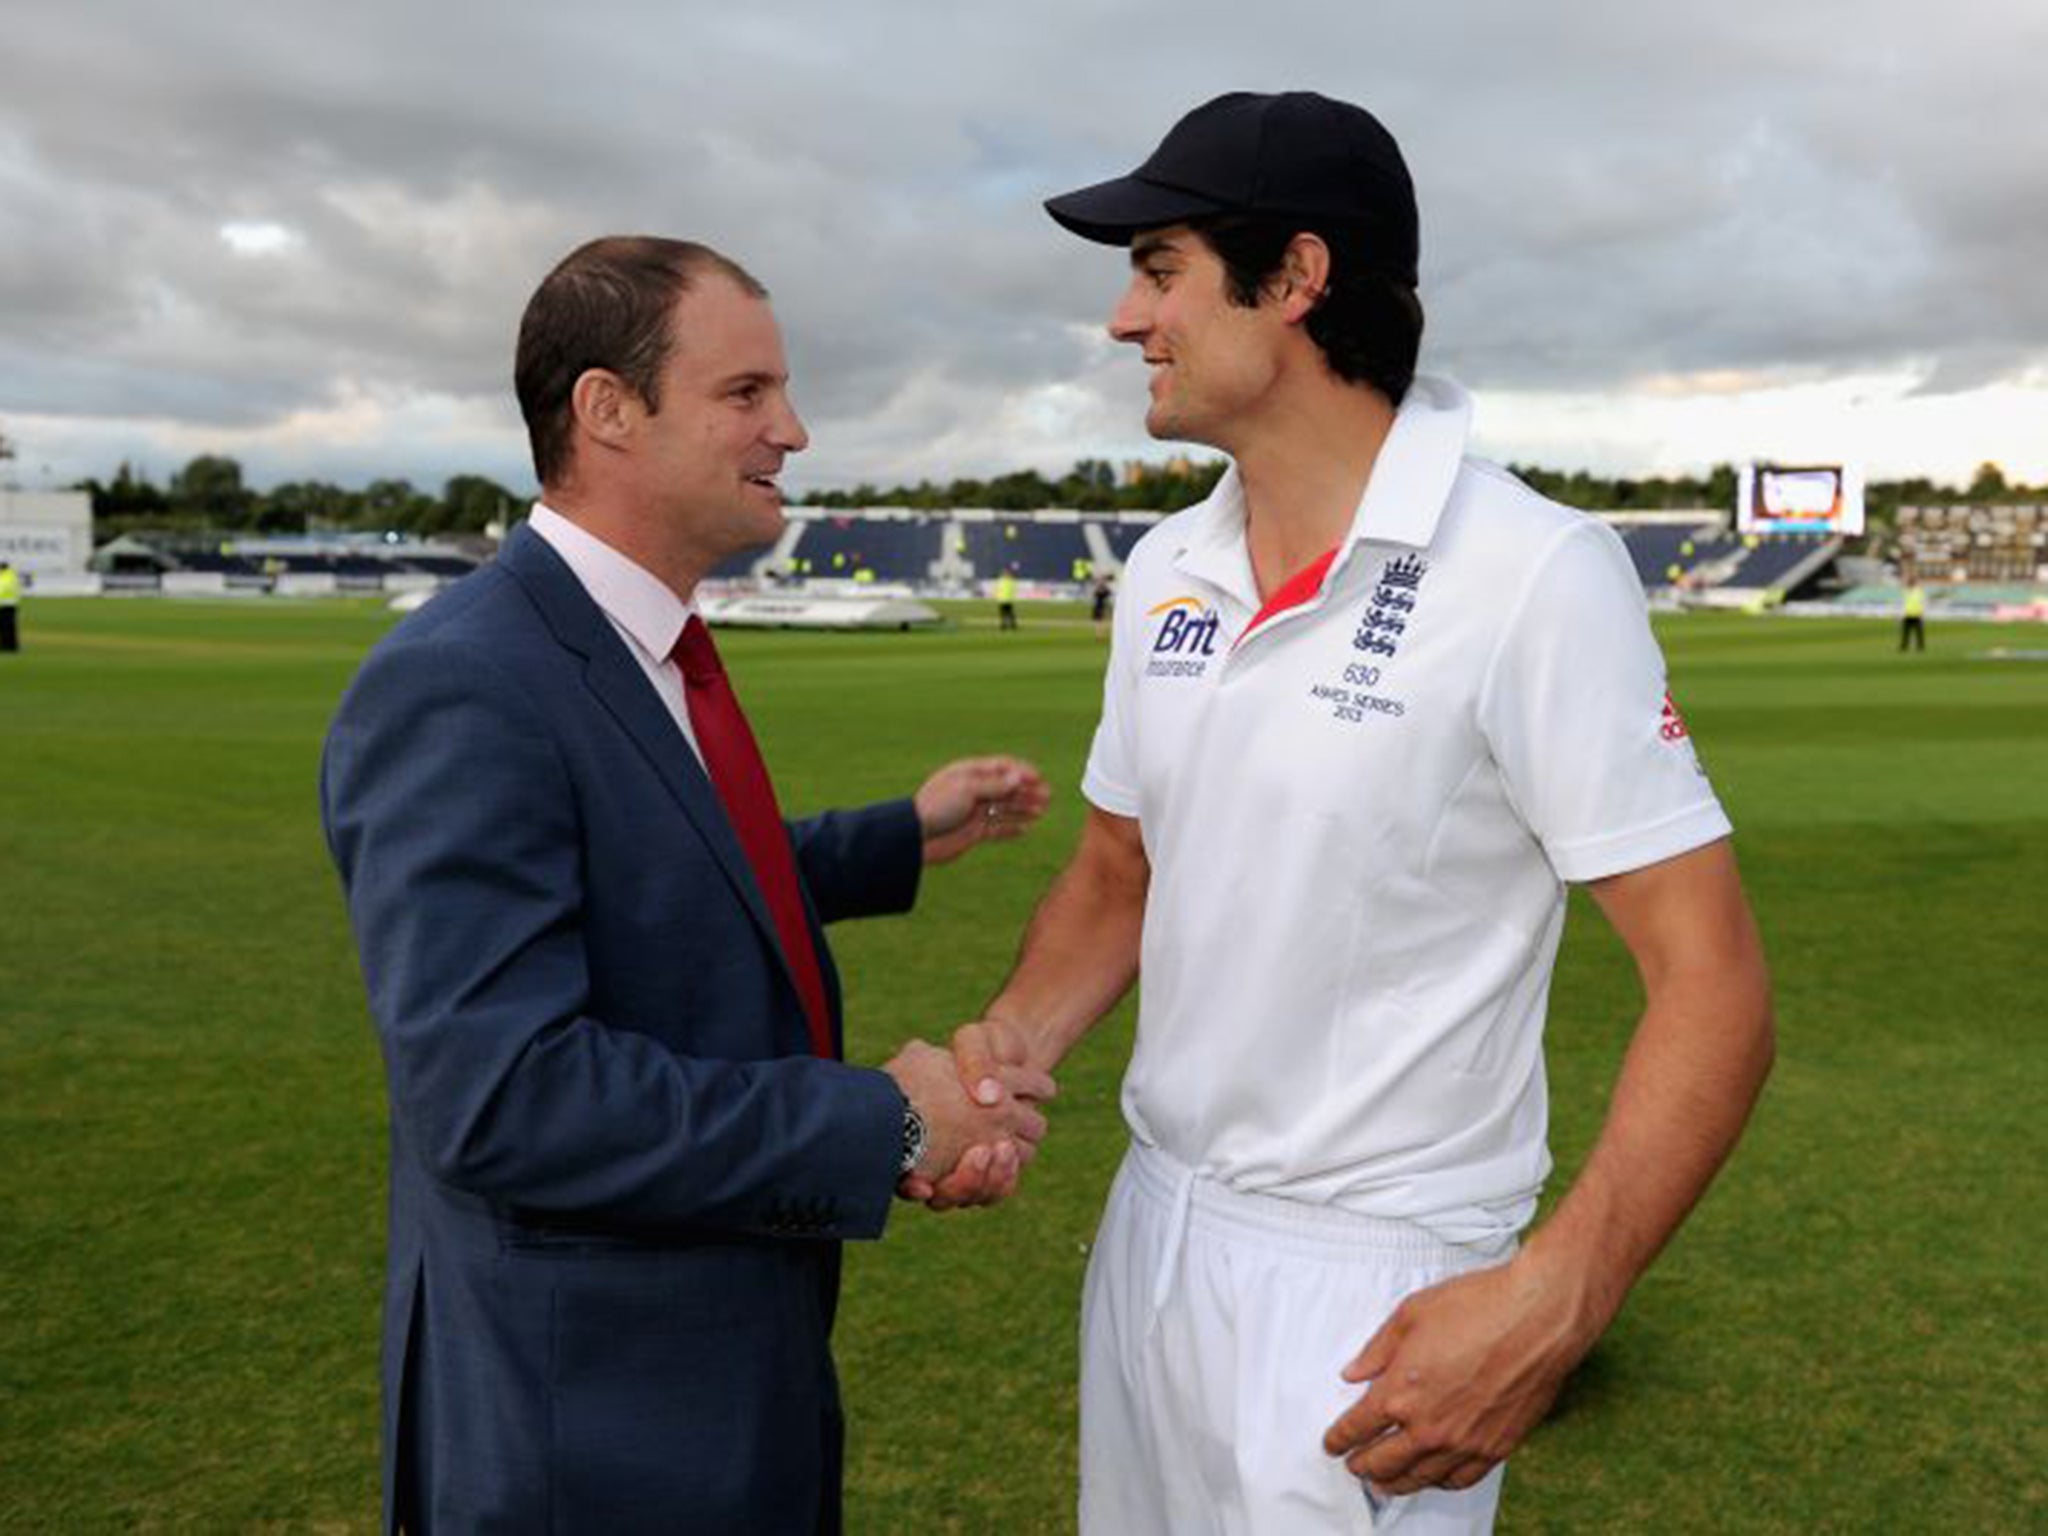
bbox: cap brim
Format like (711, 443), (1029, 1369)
(1043, 175), (1233, 246)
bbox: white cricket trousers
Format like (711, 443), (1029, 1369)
(1079, 1141), (1512, 1535)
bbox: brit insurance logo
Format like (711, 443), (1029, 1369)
(1144, 595), (1223, 679)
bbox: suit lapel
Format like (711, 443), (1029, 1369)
(497, 526), (799, 999)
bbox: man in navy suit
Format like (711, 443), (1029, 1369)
(322, 235), (1055, 1533)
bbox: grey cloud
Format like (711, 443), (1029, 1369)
(1, 0), (2043, 486)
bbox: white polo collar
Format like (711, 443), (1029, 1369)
(1169, 374), (1474, 608)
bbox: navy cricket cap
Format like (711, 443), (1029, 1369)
(1044, 91), (1419, 286)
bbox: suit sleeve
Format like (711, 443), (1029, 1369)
(320, 637), (906, 1241)
(788, 801), (922, 925)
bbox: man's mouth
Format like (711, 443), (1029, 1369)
(744, 470), (781, 493)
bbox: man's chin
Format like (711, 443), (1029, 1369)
(713, 498), (785, 557)
(1144, 408), (1204, 447)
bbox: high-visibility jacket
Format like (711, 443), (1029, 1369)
(1903, 585), (1926, 618)
(0, 568), (20, 606)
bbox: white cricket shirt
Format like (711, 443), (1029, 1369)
(1083, 376), (1731, 1245)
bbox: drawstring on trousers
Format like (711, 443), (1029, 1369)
(1149, 1162), (1198, 1321)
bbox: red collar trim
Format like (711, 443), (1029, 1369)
(1236, 545), (1341, 648)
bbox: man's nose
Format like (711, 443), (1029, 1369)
(1108, 285), (1149, 344)
(772, 398), (809, 453)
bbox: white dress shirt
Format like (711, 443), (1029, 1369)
(527, 503), (704, 764)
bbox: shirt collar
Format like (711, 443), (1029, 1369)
(1169, 373), (1473, 603)
(527, 503), (695, 660)
(1346, 374), (1472, 550)
(1169, 468), (1260, 609)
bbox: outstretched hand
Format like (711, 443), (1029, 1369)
(898, 1019), (1058, 1210)
(914, 756), (1051, 865)
(883, 1029), (1054, 1209)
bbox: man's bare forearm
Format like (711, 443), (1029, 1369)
(1326, 840), (1775, 1491)
(982, 807), (1148, 1072)
(1525, 843), (1776, 1346)
(907, 809), (1147, 1209)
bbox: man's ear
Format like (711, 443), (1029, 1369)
(570, 368), (638, 456)
(1275, 232), (1333, 325)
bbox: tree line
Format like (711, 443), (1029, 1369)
(1509, 460), (2041, 529)
(799, 457), (1227, 513)
(800, 456), (2048, 540)
(57, 451), (2048, 544)
(76, 457), (522, 540)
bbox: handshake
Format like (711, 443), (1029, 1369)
(881, 1020), (1055, 1211)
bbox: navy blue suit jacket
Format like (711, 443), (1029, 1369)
(321, 525), (920, 1533)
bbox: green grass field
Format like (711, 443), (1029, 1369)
(3, 595), (2044, 1532)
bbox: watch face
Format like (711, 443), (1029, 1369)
(900, 1106), (927, 1174)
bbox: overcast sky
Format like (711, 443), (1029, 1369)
(2, 0), (2043, 497)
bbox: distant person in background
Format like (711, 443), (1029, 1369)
(1091, 571), (1116, 637)
(996, 566), (1020, 630)
(1899, 578), (1927, 651)
(0, 561), (19, 652)
(322, 234), (1054, 1535)
(946, 91), (1775, 1533)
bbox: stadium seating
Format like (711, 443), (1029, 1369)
(173, 550), (267, 576)
(1098, 520), (1163, 564)
(1725, 538), (1821, 589)
(708, 548), (767, 579)
(1896, 504), (2043, 582)
(958, 518), (1093, 582)
(1614, 523), (1728, 586)
(89, 532), (484, 594)
(397, 554), (480, 577)
(788, 517), (942, 581)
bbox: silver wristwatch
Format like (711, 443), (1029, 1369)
(898, 1103), (928, 1175)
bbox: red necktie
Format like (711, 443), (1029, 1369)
(671, 616), (836, 1059)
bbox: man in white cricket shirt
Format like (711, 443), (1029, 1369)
(948, 92), (1776, 1532)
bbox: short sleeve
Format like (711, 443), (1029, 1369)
(1081, 563), (1145, 817)
(1478, 520), (1731, 883)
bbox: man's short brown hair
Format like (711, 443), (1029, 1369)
(515, 236), (767, 487)
(1190, 215), (1424, 405)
